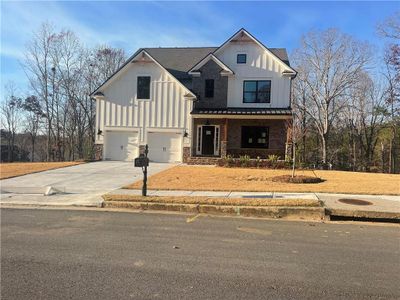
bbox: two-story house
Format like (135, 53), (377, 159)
(91, 28), (297, 163)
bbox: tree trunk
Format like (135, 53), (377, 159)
(321, 134), (328, 165)
(31, 137), (35, 162)
(388, 135), (393, 174)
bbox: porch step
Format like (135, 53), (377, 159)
(186, 157), (221, 165)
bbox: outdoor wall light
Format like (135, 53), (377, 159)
(97, 129), (103, 136)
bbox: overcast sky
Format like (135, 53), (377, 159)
(1, 1), (397, 95)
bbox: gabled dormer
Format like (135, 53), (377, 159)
(189, 54), (233, 109)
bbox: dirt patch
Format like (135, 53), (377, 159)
(0, 162), (84, 180)
(125, 166), (400, 195)
(271, 175), (324, 184)
(103, 194), (321, 207)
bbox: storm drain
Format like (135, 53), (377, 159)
(338, 198), (373, 206)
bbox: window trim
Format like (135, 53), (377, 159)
(137, 76), (151, 100)
(242, 80), (271, 103)
(204, 79), (214, 98)
(237, 54), (247, 64)
(241, 126), (269, 149)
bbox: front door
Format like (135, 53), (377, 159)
(201, 126), (215, 155)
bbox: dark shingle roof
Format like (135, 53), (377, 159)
(144, 47), (217, 79)
(191, 107), (292, 115)
(144, 47), (290, 80)
(91, 45), (290, 96)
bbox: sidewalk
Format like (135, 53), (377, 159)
(108, 189), (400, 221)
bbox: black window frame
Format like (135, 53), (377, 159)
(137, 76), (151, 100)
(204, 79), (214, 98)
(243, 80), (271, 103)
(237, 54), (247, 64)
(241, 126), (269, 149)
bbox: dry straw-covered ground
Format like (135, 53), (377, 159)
(0, 162), (83, 180)
(126, 166), (400, 195)
(103, 194), (320, 207)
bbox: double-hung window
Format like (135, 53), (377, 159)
(137, 76), (151, 99)
(243, 80), (271, 103)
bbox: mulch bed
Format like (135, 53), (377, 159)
(271, 175), (324, 184)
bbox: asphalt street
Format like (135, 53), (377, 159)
(1, 208), (399, 299)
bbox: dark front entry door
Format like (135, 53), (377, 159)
(201, 126), (215, 155)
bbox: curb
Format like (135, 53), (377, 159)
(103, 201), (326, 220)
(326, 208), (400, 221)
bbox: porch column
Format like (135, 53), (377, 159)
(221, 118), (228, 158)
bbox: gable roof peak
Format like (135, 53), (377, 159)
(188, 53), (234, 75)
(213, 28), (296, 75)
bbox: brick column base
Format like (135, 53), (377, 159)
(182, 147), (190, 163)
(221, 141), (227, 158)
(94, 144), (103, 161)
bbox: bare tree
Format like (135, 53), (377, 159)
(80, 46), (126, 159)
(23, 23), (59, 161)
(353, 74), (389, 170)
(378, 12), (400, 173)
(0, 83), (23, 162)
(22, 95), (44, 161)
(292, 29), (372, 165)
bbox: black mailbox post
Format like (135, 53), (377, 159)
(134, 145), (149, 196)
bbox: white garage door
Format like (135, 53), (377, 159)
(147, 132), (182, 163)
(105, 131), (139, 161)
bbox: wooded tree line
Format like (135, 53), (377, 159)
(1, 14), (399, 173)
(1, 23), (126, 162)
(291, 13), (399, 173)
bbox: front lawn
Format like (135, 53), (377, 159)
(125, 166), (400, 195)
(0, 162), (84, 180)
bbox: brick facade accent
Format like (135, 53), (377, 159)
(226, 119), (287, 159)
(192, 60), (228, 109)
(191, 118), (288, 160)
(186, 157), (222, 165)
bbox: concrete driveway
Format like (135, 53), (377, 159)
(0, 161), (174, 207)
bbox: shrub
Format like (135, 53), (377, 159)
(223, 155), (234, 167)
(239, 155), (251, 167)
(267, 154), (280, 162)
(255, 156), (262, 168)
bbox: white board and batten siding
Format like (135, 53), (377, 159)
(216, 42), (291, 108)
(96, 61), (192, 162)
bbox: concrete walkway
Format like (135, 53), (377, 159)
(0, 161), (174, 207)
(108, 188), (400, 219)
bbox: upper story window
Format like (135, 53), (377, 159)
(137, 76), (151, 99)
(205, 79), (214, 98)
(243, 80), (271, 103)
(237, 54), (247, 64)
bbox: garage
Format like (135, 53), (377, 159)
(147, 132), (182, 163)
(104, 131), (139, 161)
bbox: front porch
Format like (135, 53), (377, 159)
(189, 113), (292, 163)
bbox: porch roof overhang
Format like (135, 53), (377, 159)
(191, 107), (293, 119)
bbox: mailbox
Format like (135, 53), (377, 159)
(135, 145), (149, 196)
(134, 156), (149, 167)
